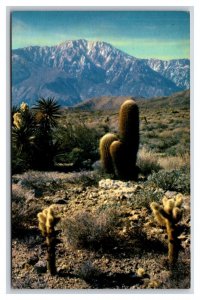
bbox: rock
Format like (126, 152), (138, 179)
(73, 187), (84, 194)
(28, 255), (39, 265)
(165, 191), (177, 198)
(53, 198), (67, 204)
(34, 260), (47, 274)
(92, 160), (102, 171)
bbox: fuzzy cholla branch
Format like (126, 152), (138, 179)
(150, 194), (183, 265)
(37, 206), (60, 275)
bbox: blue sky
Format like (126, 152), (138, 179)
(12, 10), (190, 60)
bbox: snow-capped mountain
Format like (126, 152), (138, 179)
(12, 39), (190, 106)
(145, 58), (190, 90)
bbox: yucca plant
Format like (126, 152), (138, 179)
(33, 97), (60, 130)
(32, 98), (61, 170)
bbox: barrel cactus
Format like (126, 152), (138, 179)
(99, 133), (118, 174)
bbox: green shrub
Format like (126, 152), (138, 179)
(147, 168), (190, 194)
(131, 187), (164, 209)
(12, 170), (64, 194)
(54, 120), (102, 169)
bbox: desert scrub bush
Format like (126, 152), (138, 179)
(12, 184), (39, 237)
(12, 183), (35, 203)
(62, 208), (119, 250)
(156, 135), (178, 152)
(78, 260), (102, 283)
(12, 171), (65, 195)
(131, 187), (165, 209)
(157, 130), (190, 155)
(166, 143), (190, 157)
(147, 168), (190, 194)
(137, 148), (161, 176)
(63, 170), (103, 187)
(13, 170), (103, 191)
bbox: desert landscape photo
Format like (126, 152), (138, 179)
(11, 10), (190, 290)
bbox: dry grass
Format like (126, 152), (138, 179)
(12, 183), (39, 237)
(137, 147), (161, 176)
(12, 183), (35, 203)
(62, 208), (120, 250)
(158, 154), (190, 171)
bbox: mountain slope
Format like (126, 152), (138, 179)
(12, 39), (189, 106)
(145, 58), (190, 90)
(75, 89), (190, 111)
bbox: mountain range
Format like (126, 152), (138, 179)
(12, 39), (190, 106)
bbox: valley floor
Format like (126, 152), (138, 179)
(11, 171), (190, 290)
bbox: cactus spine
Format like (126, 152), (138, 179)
(37, 206), (59, 275)
(150, 194), (183, 265)
(99, 133), (118, 174)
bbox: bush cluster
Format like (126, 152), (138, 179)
(62, 208), (119, 250)
(147, 167), (190, 194)
(54, 119), (102, 170)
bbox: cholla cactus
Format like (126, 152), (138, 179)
(150, 194), (183, 265)
(37, 206), (59, 275)
(13, 112), (22, 129)
(13, 102), (30, 128)
(20, 102), (29, 112)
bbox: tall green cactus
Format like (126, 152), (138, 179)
(99, 99), (140, 180)
(100, 99), (139, 180)
(112, 99), (139, 179)
(99, 133), (118, 174)
(109, 140), (132, 179)
(119, 99), (139, 157)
